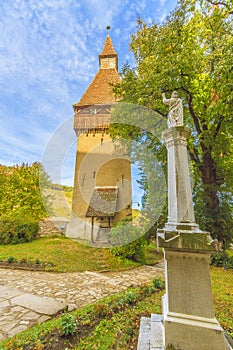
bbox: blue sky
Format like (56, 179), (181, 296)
(0, 0), (176, 194)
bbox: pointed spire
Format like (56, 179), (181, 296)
(99, 27), (118, 70)
(100, 35), (117, 56)
(73, 30), (120, 107)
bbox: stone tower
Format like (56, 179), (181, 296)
(66, 34), (132, 245)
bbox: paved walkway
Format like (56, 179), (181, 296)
(0, 265), (164, 341)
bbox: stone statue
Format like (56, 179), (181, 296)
(162, 91), (183, 128)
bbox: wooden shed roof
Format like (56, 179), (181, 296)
(86, 187), (119, 217)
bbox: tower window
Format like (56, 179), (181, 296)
(82, 173), (86, 186)
(93, 171), (96, 179)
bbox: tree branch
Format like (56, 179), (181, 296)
(206, 0), (233, 14)
(187, 145), (201, 168)
(213, 115), (225, 139)
(185, 91), (203, 135)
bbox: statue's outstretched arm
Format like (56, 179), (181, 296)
(162, 93), (170, 105)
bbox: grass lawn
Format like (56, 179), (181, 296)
(0, 236), (141, 272)
(211, 266), (233, 336)
(0, 237), (163, 272)
(0, 268), (232, 350)
(144, 243), (163, 265)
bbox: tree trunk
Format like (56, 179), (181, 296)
(200, 151), (219, 209)
(199, 150), (226, 244)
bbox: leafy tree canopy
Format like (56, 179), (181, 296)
(0, 162), (51, 221)
(111, 0), (233, 246)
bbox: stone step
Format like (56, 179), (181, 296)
(150, 314), (163, 349)
(96, 228), (111, 240)
(96, 234), (111, 239)
(137, 314), (164, 350)
(92, 241), (111, 248)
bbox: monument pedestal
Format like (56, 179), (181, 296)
(157, 230), (227, 350)
(137, 126), (231, 349)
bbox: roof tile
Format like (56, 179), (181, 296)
(73, 35), (120, 107)
(86, 187), (119, 217)
(99, 35), (117, 56)
(74, 68), (120, 107)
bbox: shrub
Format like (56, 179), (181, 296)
(7, 256), (16, 263)
(227, 256), (233, 269)
(210, 251), (233, 269)
(110, 238), (146, 263)
(210, 251), (226, 267)
(123, 291), (138, 304)
(0, 214), (39, 244)
(110, 221), (147, 263)
(93, 303), (109, 317)
(152, 277), (165, 290)
(60, 313), (78, 336)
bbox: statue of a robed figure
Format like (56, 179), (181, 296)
(162, 91), (183, 128)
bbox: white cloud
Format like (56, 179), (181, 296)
(0, 0), (175, 185)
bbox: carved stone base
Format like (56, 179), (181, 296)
(137, 315), (232, 350)
(163, 295), (227, 350)
(149, 225), (229, 350)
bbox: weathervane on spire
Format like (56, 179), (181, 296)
(106, 25), (111, 34)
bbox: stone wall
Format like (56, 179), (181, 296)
(39, 218), (69, 237)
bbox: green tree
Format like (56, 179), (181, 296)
(112, 0), (233, 246)
(0, 162), (51, 221)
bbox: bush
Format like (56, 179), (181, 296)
(210, 251), (233, 269)
(7, 256), (17, 263)
(152, 277), (165, 290)
(123, 291), (138, 304)
(60, 313), (78, 336)
(110, 221), (147, 263)
(110, 237), (146, 263)
(227, 255), (233, 269)
(0, 214), (39, 244)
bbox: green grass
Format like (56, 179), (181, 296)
(0, 236), (139, 272)
(0, 280), (165, 350)
(144, 243), (163, 265)
(0, 268), (232, 350)
(0, 237), (163, 273)
(64, 190), (73, 205)
(211, 266), (233, 336)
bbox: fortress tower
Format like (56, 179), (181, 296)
(66, 34), (132, 245)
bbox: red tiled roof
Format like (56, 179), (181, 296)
(74, 68), (120, 107)
(99, 35), (117, 56)
(73, 35), (120, 107)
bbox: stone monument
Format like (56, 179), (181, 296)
(137, 92), (231, 350)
